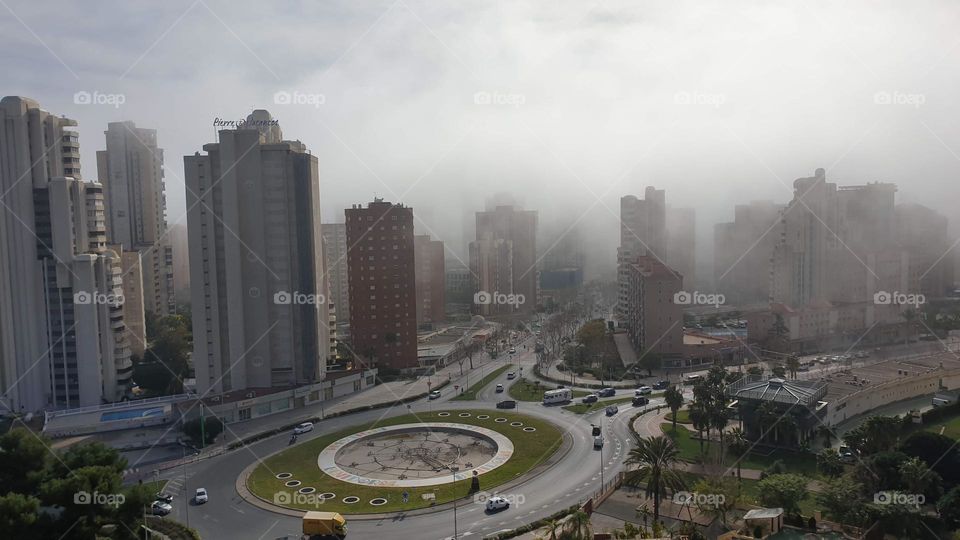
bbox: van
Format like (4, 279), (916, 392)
(684, 374), (703, 385)
(543, 388), (573, 405)
(303, 511), (347, 540)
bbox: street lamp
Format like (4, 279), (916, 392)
(599, 418), (605, 488)
(450, 466), (460, 539)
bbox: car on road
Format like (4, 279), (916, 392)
(194, 488), (208, 504)
(509, 348), (516, 354)
(496, 400), (517, 409)
(605, 405), (618, 416)
(597, 387), (615, 397)
(593, 434), (604, 448)
(632, 396), (649, 407)
(495, 384), (504, 393)
(652, 380), (670, 390)
(506, 372), (516, 380)
(581, 394), (598, 404)
(635, 386), (652, 396)
(155, 493), (174, 504)
(293, 422), (314, 434)
(485, 496), (510, 512)
(428, 390), (441, 400)
(151, 501), (173, 516)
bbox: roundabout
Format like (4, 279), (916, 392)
(245, 410), (564, 514)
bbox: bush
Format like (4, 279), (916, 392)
(182, 416), (223, 445)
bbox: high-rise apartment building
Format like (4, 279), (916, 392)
(625, 256), (684, 360)
(185, 110), (330, 394)
(713, 200), (783, 306)
(0, 96), (132, 410)
(322, 223), (350, 325)
(414, 235), (445, 327)
(112, 246), (147, 358)
(345, 199), (418, 370)
(617, 188), (667, 321)
(896, 203), (953, 298)
(666, 207), (696, 290)
(97, 121), (174, 315)
(470, 206), (538, 316)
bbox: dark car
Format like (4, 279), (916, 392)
(653, 380), (670, 390)
(605, 405), (618, 416)
(581, 394), (599, 404)
(496, 400), (517, 409)
(632, 396), (649, 407)
(597, 387), (615, 397)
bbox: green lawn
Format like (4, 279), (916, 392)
(664, 409), (691, 424)
(452, 364), (512, 401)
(247, 409), (563, 514)
(508, 377), (589, 402)
(923, 412), (960, 440)
(562, 396), (634, 414)
(660, 423), (817, 475)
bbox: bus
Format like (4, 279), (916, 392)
(543, 388), (573, 404)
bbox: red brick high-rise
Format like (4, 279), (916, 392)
(345, 199), (418, 370)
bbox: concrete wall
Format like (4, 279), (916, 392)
(826, 367), (960, 425)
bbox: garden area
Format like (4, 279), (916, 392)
(508, 377), (588, 402)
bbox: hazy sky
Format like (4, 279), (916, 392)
(4, 0), (960, 275)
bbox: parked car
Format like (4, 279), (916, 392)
(653, 380), (670, 390)
(598, 387), (615, 397)
(509, 348), (516, 354)
(581, 394), (599, 404)
(635, 386), (652, 396)
(495, 384), (504, 393)
(428, 390), (441, 400)
(506, 372), (517, 380)
(194, 488), (208, 504)
(155, 493), (174, 504)
(496, 400), (517, 409)
(151, 501), (173, 516)
(632, 396), (649, 407)
(605, 405), (618, 416)
(293, 422), (314, 434)
(486, 496), (510, 512)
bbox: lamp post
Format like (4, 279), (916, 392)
(599, 418), (605, 488)
(451, 466), (460, 539)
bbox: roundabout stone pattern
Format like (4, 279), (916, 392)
(317, 423), (514, 488)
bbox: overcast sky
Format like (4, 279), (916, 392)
(3, 0), (960, 276)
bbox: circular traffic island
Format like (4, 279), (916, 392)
(246, 410), (563, 514)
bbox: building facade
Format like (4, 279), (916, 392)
(97, 121), (174, 316)
(185, 110), (330, 395)
(625, 255), (684, 361)
(666, 206), (696, 290)
(617, 188), (667, 321)
(713, 200), (783, 306)
(321, 223), (350, 325)
(345, 199), (418, 370)
(414, 234), (445, 328)
(470, 205), (538, 316)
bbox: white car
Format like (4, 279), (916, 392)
(485, 496), (510, 512)
(635, 386), (652, 396)
(294, 422), (314, 434)
(495, 384), (504, 393)
(428, 390), (441, 400)
(151, 501), (173, 515)
(194, 488), (208, 504)
(593, 435), (604, 448)
(509, 348), (516, 354)
(506, 372), (516, 380)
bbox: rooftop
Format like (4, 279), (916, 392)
(727, 376), (827, 406)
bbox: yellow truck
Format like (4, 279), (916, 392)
(302, 511), (347, 539)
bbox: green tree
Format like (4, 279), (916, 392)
(771, 364), (786, 379)
(786, 356), (800, 379)
(562, 509), (592, 540)
(692, 476), (739, 525)
(624, 436), (687, 523)
(899, 456), (942, 500)
(817, 448), (844, 478)
(636, 353), (660, 377)
(183, 416), (225, 446)
(664, 386), (684, 431)
(816, 477), (867, 526)
(937, 486), (960, 529)
(727, 427), (749, 482)
(0, 492), (40, 538)
(0, 428), (51, 494)
(688, 402), (710, 454)
(756, 474), (808, 517)
(844, 416), (902, 456)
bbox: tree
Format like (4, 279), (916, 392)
(727, 427), (749, 482)
(937, 486), (960, 529)
(183, 416), (225, 446)
(816, 477), (867, 526)
(136, 313), (192, 395)
(688, 402), (710, 455)
(771, 364), (786, 379)
(692, 476), (739, 525)
(562, 509), (592, 540)
(843, 415), (902, 456)
(817, 448), (844, 478)
(786, 355), (800, 379)
(756, 474), (808, 516)
(899, 431), (960, 487)
(0, 492), (40, 538)
(637, 353), (660, 377)
(816, 425), (834, 448)
(624, 436), (687, 523)
(0, 428), (52, 494)
(664, 386), (684, 431)
(899, 456), (942, 500)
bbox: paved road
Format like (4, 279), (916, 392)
(156, 335), (642, 540)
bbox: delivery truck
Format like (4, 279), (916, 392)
(302, 511), (347, 540)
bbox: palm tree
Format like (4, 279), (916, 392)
(563, 509), (592, 540)
(635, 504), (652, 532)
(727, 427), (748, 482)
(538, 518), (562, 540)
(624, 435), (687, 523)
(688, 401), (710, 455)
(664, 386), (684, 431)
(786, 355), (800, 379)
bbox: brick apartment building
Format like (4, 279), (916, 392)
(414, 235), (445, 328)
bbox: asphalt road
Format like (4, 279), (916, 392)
(156, 336), (646, 540)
